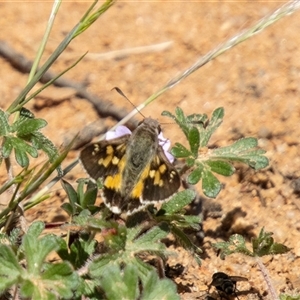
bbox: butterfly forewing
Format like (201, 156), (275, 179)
(80, 137), (129, 179)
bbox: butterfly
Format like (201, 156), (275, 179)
(79, 117), (181, 215)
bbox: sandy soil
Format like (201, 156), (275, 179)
(0, 1), (300, 299)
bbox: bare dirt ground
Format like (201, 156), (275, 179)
(0, 1), (300, 299)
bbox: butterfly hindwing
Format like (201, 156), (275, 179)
(142, 145), (181, 202)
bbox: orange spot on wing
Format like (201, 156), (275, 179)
(131, 164), (150, 198)
(103, 156), (126, 191)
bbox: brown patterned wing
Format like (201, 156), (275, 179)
(142, 146), (180, 202)
(79, 135), (129, 180)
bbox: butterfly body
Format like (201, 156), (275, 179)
(80, 118), (180, 215)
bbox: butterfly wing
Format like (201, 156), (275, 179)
(79, 135), (129, 180)
(141, 145), (180, 202)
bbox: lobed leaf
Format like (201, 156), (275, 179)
(0, 244), (22, 291)
(141, 269), (180, 300)
(16, 118), (47, 137)
(160, 190), (196, 215)
(100, 264), (139, 300)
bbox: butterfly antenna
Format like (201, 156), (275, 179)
(112, 87), (146, 118)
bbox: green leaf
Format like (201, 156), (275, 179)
(171, 143), (192, 158)
(186, 157), (195, 167)
(13, 137), (39, 159)
(40, 262), (79, 299)
(252, 228), (290, 256)
(186, 113), (207, 126)
(16, 118), (47, 137)
(206, 160), (235, 176)
(100, 264), (139, 300)
(174, 107), (185, 123)
(210, 107), (224, 126)
(132, 224), (169, 251)
(58, 237), (96, 269)
(213, 234), (253, 259)
(212, 137), (257, 156)
(2, 138), (13, 157)
(31, 132), (59, 163)
(89, 223), (169, 285)
(214, 228), (290, 260)
(160, 190), (196, 214)
(22, 222), (61, 273)
(199, 107), (224, 147)
(169, 225), (202, 265)
(15, 147), (30, 167)
(181, 215), (202, 230)
(188, 126), (200, 157)
(202, 170), (221, 198)
(141, 269), (180, 300)
(61, 179), (78, 215)
(7, 136), (38, 167)
(0, 244), (22, 291)
(211, 137), (269, 170)
(89, 253), (120, 278)
(61, 203), (75, 217)
(76, 178), (86, 204)
(82, 181), (98, 208)
(279, 294), (300, 300)
(0, 109), (10, 136)
(20, 280), (36, 299)
(187, 166), (203, 185)
(173, 107), (189, 138)
(161, 110), (175, 120)
(19, 222), (78, 299)
(248, 153), (269, 170)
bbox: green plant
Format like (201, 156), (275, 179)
(279, 294), (300, 300)
(213, 228), (291, 299)
(0, 1), (298, 299)
(0, 222), (79, 300)
(163, 107), (268, 198)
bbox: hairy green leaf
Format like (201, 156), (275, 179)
(141, 269), (180, 300)
(22, 222), (61, 273)
(187, 165), (203, 185)
(171, 142), (192, 158)
(0, 244), (22, 291)
(2, 137), (13, 158)
(199, 107), (224, 146)
(16, 118), (47, 137)
(202, 169), (221, 198)
(160, 190), (196, 214)
(100, 264), (139, 300)
(206, 160), (235, 176)
(7, 136), (38, 167)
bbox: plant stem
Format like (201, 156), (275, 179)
(256, 257), (279, 300)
